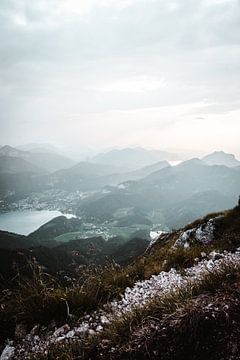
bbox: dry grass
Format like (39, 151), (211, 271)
(2, 206), (240, 355)
(0, 260), (145, 343)
(31, 259), (240, 360)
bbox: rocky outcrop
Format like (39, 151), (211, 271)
(174, 216), (223, 248)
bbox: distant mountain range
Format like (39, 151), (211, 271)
(0, 146), (240, 229)
(0, 145), (75, 173)
(0, 156), (43, 174)
(16, 143), (59, 154)
(91, 147), (179, 171)
(202, 151), (240, 168)
(124, 160), (170, 180)
(46, 160), (170, 192)
(78, 158), (240, 228)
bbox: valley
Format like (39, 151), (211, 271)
(0, 145), (240, 360)
(0, 146), (239, 243)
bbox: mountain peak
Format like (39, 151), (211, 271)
(177, 157), (205, 168)
(0, 145), (26, 157)
(202, 151), (239, 168)
(0, 145), (19, 152)
(92, 147), (179, 171)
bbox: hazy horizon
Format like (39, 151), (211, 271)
(1, 0), (240, 157)
(1, 142), (240, 163)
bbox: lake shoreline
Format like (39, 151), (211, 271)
(0, 210), (76, 236)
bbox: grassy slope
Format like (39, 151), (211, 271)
(1, 206), (240, 358)
(34, 260), (240, 360)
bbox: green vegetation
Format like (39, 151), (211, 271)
(54, 224), (150, 242)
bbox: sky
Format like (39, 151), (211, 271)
(0, 0), (240, 158)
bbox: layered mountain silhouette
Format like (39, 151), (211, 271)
(91, 147), (179, 171)
(0, 146), (240, 230)
(202, 150), (240, 167)
(0, 145), (74, 173)
(0, 156), (43, 174)
(78, 158), (240, 228)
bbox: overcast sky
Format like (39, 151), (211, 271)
(0, 0), (240, 157)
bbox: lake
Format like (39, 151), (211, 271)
(0, 210), (76, 236)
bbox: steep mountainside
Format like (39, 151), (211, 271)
(45, 160), (171, 192)
(28, 216), (83, 241)
(1, 205), (240, 359)
(78, 159), (240, 227)
(46, 162), (122, 191)
(124, 160), (170, 180)
(0, 234), (149, 283)
(0, 230), (35, 250)
(0, 156), (43, 174)
(0, 172), (42, 198)
(163, 190), (234, 228)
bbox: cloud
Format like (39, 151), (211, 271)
(85, 75), (167, 93)
(0, 0), (240, 156)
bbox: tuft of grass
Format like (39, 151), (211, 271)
(0, 234), (232, 343)
(0, 261), (68, 342)
(31, 259), (240, 360)
(2, 207), (240, 349)
(0, 260), (145, 343)
(85, 259), (240, 359)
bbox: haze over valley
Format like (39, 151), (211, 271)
(0, 145), (239, 238)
